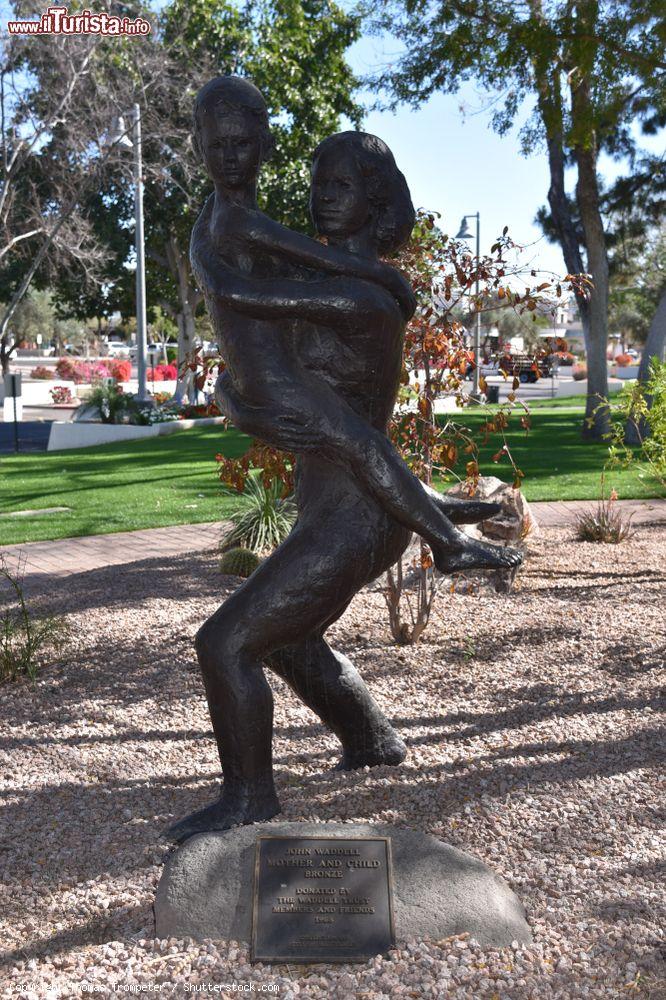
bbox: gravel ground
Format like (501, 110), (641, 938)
(0, 524), (664, 999)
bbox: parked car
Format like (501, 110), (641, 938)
(130, 342), (165, 361)
(105, 340), (130, 358)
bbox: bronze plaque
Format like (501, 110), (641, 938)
(251, 835), (395, 963)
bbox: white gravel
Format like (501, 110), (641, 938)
(0, 524), (664, 998)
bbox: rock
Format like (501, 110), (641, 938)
(447, 477), (538, 543)
(154, 821), (532, 950)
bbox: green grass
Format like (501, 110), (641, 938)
(0, 401), (661, 546)
(0, 426), (251, 546)
(434, 401), (662, 501)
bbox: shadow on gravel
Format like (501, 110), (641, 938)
(388, 689), (664, 746)
(283, 726), (665, 827)
(0, 904), (148, 967)
(14, 553), (228, 613)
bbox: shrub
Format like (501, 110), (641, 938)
(572, 365), (587, 381)
(1, 559), (70, 683)
(50, 385), (74, 405)
(615, 353), (635, 367)
(108, 359), (131, 382)
(220, 474), (297, 555)
(55, 357), (78, 381)
(83, 382), (130, 424)
(575, 479), (634, 544)
(607, 357), (666, 489)
(166, 346), (178, 364)
(32, 366), (54, 380)
(179, 401), (221, 419)
(148, 363), (178, 382)
(219, 547), (261, 577)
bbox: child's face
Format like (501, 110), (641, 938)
(198, 110), (263, 190)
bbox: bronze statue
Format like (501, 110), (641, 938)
(166, 77), (521, 842)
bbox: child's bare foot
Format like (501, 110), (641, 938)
(164, 788), (280, 844)
(334, 734), (407, 771)
(432, 537), (523, 574)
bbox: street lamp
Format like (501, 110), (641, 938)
(456, 212), (481, 399)
(108, 105), (149, 402)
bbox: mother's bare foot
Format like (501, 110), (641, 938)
(433, 537), (523, 574)
(334, 734), (407, 771)
(164, 788), (281, 844)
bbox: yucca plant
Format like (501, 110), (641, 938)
(220, 474), (297, 555)
(575, 476), (635, 544)
(1, 558), (70, 683)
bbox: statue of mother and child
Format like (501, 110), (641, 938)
(167, 76), (521, 843)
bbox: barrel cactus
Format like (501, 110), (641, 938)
(219, 547), (261, 578)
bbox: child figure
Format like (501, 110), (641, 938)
(190, 76), (521, 574)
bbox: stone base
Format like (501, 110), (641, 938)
(154, 822), (531, 950)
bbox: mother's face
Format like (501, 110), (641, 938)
(309, 147), (371, 240)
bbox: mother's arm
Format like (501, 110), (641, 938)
(207, 264), (400, 330)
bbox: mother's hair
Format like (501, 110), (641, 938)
(311, 132), (415, 257)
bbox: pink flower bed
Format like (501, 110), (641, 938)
(54, 358), (132, 383)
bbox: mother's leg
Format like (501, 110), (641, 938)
(266, 633), (407, 770)
(166, 518), (387, 843)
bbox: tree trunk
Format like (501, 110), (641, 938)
(166, 234), (202, 404)
(571, 69), (611, 441)
(545, 131), (592, 355)
(624, 285), (666, 445)
(0, 337), (13, 376)
(175, 308), (196, 403)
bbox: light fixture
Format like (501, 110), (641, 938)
(456, 217), (473, 240)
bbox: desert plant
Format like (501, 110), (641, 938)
(220, 474), (297, 555)
(83, 381), (130, 424)
(606, 358), (666, 490)
(575, 478), (635, 544)
(0, 559), (70, 683)
(219, 547), (261, 578)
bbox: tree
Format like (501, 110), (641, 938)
(368, 0), (666, 439)
(0, 1), (156, 371)
(132, 0), (362, 400)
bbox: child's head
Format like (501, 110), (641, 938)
(193, 76), (275, 189)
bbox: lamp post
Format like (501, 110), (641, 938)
(456, 212), (481, 399)
(108, 105), (149, 402)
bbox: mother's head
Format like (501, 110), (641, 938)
(310, 132), (415, 257)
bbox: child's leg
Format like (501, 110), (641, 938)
(217, 372), (522, 574)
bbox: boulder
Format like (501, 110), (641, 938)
(447, 476), (538, 543)
(154, 821), (532, 949)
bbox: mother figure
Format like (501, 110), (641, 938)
(167, 79), (505, 842)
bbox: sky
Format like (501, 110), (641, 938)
(344, 33), (664, 283)
(2, 0), (662, 286)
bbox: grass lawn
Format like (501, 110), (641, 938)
(434, 396), (662, 502)
(0, 425), (251, 546)
(0, 397), (661, 546)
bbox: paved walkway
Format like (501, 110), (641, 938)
(0, 499), (664, 583)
